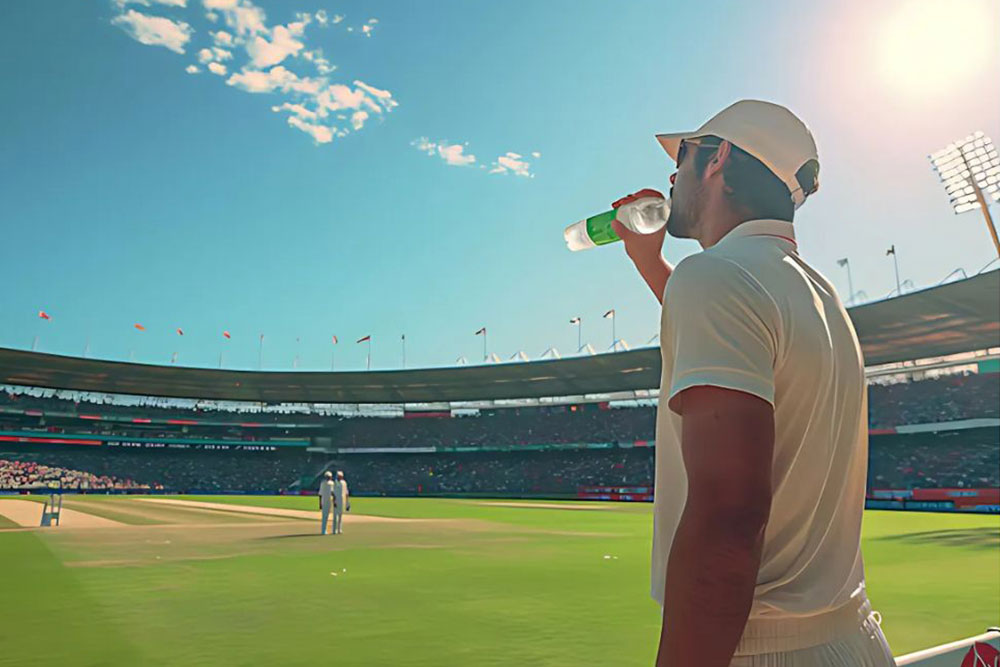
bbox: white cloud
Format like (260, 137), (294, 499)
(288, 16), (310, 35)
(350, 110), (369, 130)
(271, 102), (318, 121)
(490, 151), (534, 177)
(531, 151), (541, 158)
(229, 4), (267, 35)
(112, 0), (394, 147)
(439, 143), (475, 166)
(412, 138), (476, 167)
(317, 83), (366, 112)
(246, 24), (304, 68)
(226, 66), (293, 93)
(226, 65), (322, 96)
(354, 80), (397, 111)
(412, 137), (436, 155)
(287, 116), (334, 144)
(112, 10), (193, 54)
(115, 0), (187, 7)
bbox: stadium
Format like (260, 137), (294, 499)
(4, 1), (1000, 665)
(2, 270), (998, 665)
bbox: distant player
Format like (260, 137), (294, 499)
(318, 471), (335, 535)
(332, 470), (349, 535)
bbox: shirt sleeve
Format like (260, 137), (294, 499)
(664, 253), (779, 412)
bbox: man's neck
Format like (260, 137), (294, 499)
(696, 204), (747, 249)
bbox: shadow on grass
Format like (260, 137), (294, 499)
(256, 532), (333, 540)
(878, 527), (1000, 549)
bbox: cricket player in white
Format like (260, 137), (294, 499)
(332, 470), (349, 535)
(318, 470), (335, 535)
(612, 101), (894, 666)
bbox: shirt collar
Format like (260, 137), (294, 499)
(716, 219), (797, 248)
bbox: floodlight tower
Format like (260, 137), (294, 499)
(929, 131), (1000, 257)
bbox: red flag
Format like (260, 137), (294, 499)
(223, 331), (231, 339)
(134, 323), (146, 331)
(38, 310), (51, 320)
(475, 327), (486, 335)
(356, 335), (371, 343)
(176, 328), (184, 336)
(332, 335), (339, 345)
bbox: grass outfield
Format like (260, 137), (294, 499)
(0, 497), (996, 666)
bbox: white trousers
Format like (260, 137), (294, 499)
(333, 506), (344, 534)
(320, 502), (332, 534)
(730, 611), (894, 667)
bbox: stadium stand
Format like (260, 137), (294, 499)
(0, 272), (996, 503)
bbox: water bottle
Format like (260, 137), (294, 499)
(564, 196), (671, 251)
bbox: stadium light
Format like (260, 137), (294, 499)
(929, 131), (1000, 256)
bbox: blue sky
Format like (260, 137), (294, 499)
(1, 0), (998, 372)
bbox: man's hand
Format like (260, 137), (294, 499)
(610, 188), (667, 263)
(610, 188), (672, 304)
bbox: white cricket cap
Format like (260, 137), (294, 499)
(656, 100), (820, 210)
(324, 471), (333, 478)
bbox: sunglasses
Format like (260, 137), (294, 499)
(676, 136), (722, 167)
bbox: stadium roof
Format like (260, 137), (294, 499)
(1, 270), (997, 403)
(848, 268), (999, 366)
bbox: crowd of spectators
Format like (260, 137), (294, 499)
(0, 448), (310, 493)
(0, 457), (149, 490)
(867, 428), (999, 490)
(2, 423), (995, 495)
(338, 449), (655, 496)
(336, 405), (656, 449)
(0, 371), (995, 495)
(5, 373), (997, 448)
(867, 372), (999, 428)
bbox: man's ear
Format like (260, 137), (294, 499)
(703, 140), (731, 180)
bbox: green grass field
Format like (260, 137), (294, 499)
(0, 496), (997, 666)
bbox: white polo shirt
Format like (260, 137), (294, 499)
(652, 219), (869, 655)
(319, 479), (334, 506)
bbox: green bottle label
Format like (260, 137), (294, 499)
(585, 210), (621, 246)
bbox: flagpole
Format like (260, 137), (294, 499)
(83, 335), (90, 359)
(31, 335), (38, 352)
(889, 246), (901, 295)
(612, 312), (616, 350)
(483, 330), (487, 362)
(258, 334), (264, 370)
(367, 338), (372, 370)
(578, 320), (582, 352)
(402, 335), (406, 369)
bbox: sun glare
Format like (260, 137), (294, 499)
(879, 1), (995, 97)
